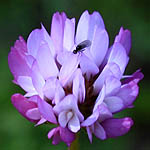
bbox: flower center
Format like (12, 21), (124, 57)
(63, 76), (99, 119)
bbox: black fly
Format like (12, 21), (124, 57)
(73, 40), (91, 54)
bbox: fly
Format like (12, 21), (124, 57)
(73, 40), (91, 54)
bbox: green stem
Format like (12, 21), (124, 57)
(68, 133), (79, 150)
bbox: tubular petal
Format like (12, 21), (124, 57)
(86, 126), (93, 143)
(27, 29), (43, 58)
(75, 10), (90, 44)
(63, 18), (75, 51)
(98, 103), (112, 122)
(37, 96), (57, 124)
(26, 108), (41, 120)
(36, 117), (47, 126)
(94, 122), (106, 140)
(73, 69), (85, 103)
(117, 81), (139, 107)
(115, 27), (131, 55)
(90, 28), (109, 67)
(31, 61), (45, 98)
(27, 25), (55, 58)
(60, 127), (75, 144)
(11, 94), (37, 122)
(102, 117), (133, 138)
(104, 96), (124, 113)
(58, 110), (68, 128)
(76, 10), (105, 44)
(43, 77), (65, 104)
(80, 53), (99, 79)
(81, 109), (99, 127)
(59, 54), (80, 86)
(68, 113), (80, 133)
(93, 85), (106, 112)
(17, 76), (37, 95)
(94, 63), (121, 94)
(8, 48), (31, 81)
(53, 95), (84, 121)
(105, 76), (121, 96)
(36, 43), (58, 80)
(122, 69), (144, 84)
(51, 12), (67, 54)
(107, 43), (129, 75)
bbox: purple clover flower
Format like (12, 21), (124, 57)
(8, 10), (143, 147)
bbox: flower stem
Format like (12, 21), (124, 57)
(68, 133), (79, 150)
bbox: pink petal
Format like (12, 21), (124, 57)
(102, 117), (133, 138)
(43, 77), (57, 100)
(58, 110), (68, 128)
(43, 77), (65, 104)
(94, 121), (106, 140)
(41, 24), (56, 57)
(25, 55), (35, 68)
(75, 10), (90, 44)
(52, 133), (62, 145)
(98, 103), (112, 122)
(90, 28), (109, 67)
(36, 43), (58, 80)
(104, 96), (124, 113)
(54, 84), (65, 104)
(117, 81), (139, 107)
(35, 117), (47, 126)
(73, 69), (85, 103)
(105, 76), (121, 96)
(57, 51), (71, 65)
(115, 27), (131, 55)
(26, 108), (41, 120)
(108, 63), (122, 79)
(59, 127), (75, 144)
(48, 128), (57, 139)
(27, 28), (43, 58)
(76, 10), (105, 44)
(51, 12), (67, 54)
(93, 85), (106, 112)
(94, 62), (122, 94)
(63, 18), (75, 51)
(8, 47), (31, 81)
(27, 25), (55, 58)
(48, 127), (65, 145)
(53, 94), (84, 121)
(81, 109), (99, 127)
(31, 61), (45, 98)
(27, 95), (38, 103)
(13, 36), (27, 53)
(11, 94), (37, 122)
(80, 53), (99, 80)
(122, 69), (144, 84)
(17, 76), (37, 95)
(86, 126), (93, 143)
(89, 11), (105, 30)
(59, 54), (80, 86)
(48, 127), (75, 146)
(107, 43), (129, 75)
(24, 92), (38, 97)
(68, 113), (80, 133)
(37, 96), (57, 124)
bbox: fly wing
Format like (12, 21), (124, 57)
(76, 40), (91, 50)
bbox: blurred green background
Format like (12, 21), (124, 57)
(0, 0), (149, 149)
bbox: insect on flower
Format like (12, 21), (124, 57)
(73, 40), (91, 54)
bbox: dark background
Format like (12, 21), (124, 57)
(0, 0), (149, 149)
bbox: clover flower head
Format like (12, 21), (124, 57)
(8, 10), (143, 146)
